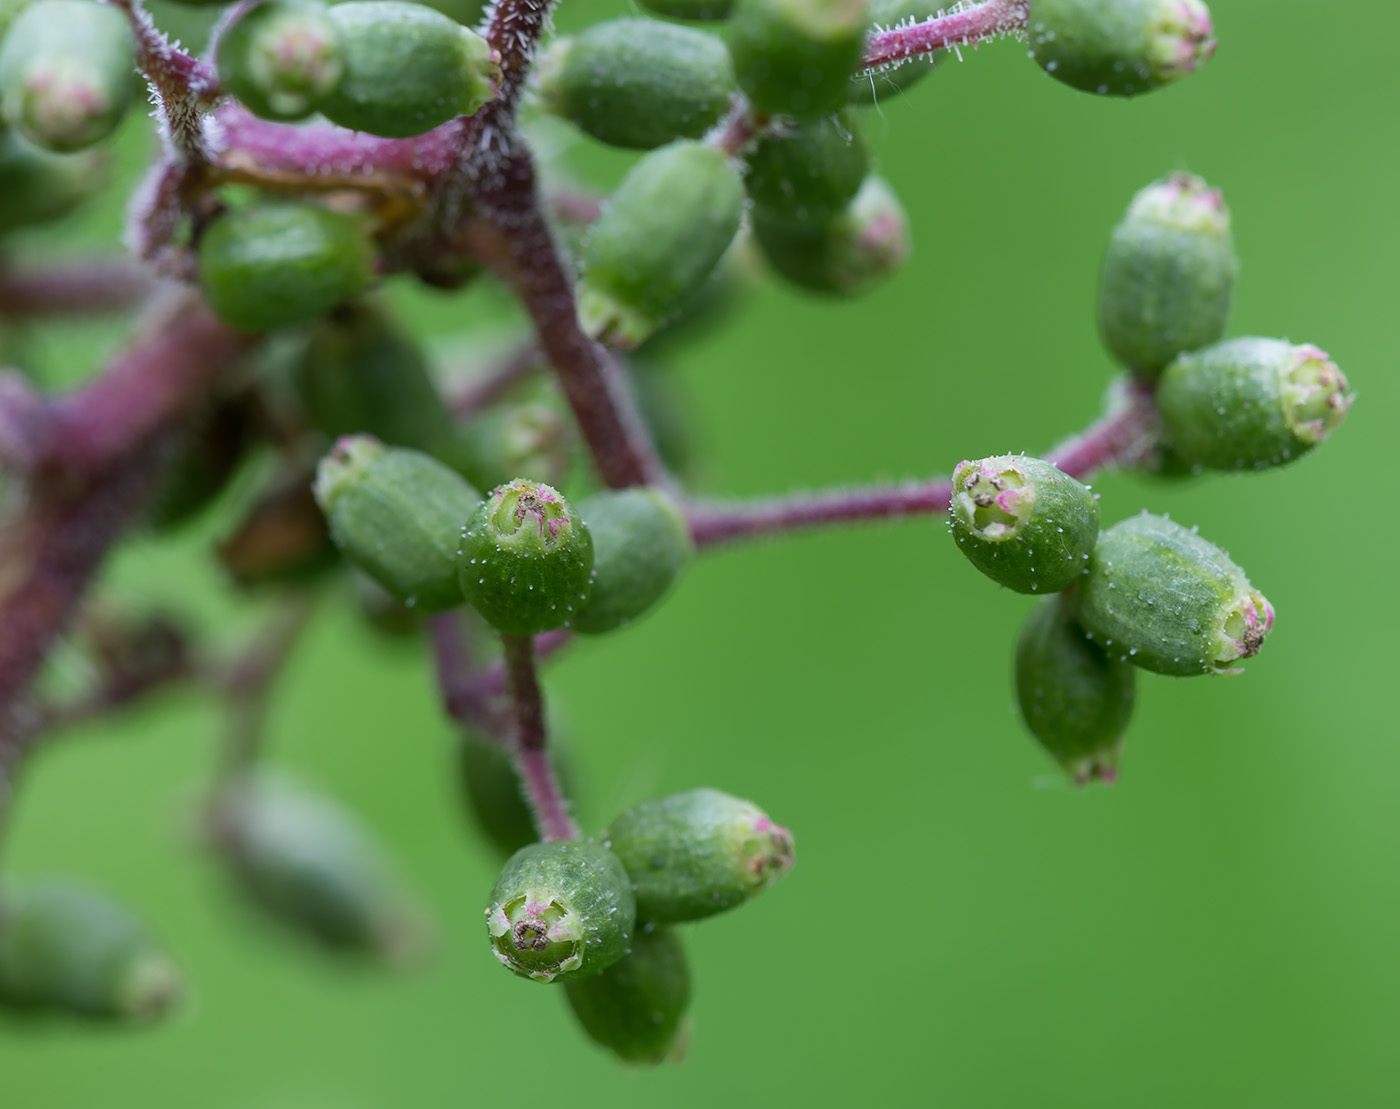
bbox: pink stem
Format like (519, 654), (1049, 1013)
(0, 259), (155, 318)
(500, 634), (578, 843)
(862, 0), (1029, 72)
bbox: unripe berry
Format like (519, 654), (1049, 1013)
(572, 487), (693, 635)
(457, 479), (594, 636)
(751, 174), (909, 295)
(578, 141), (744, 350)
(728, 0), (871, 119)
(1099, 173), (1237, 378)
(603, 788), (795, 923)
(320, 1), (498, 138)
(485, 841), (636, 983)
(217, 0), (346, 123)
(213, 777), (429, 962)
(949, 454), (1099, 594)
(745, 109), (867, 225)
(1015, 593), (1136, 785)
(1075, 512), (1274, 677)
(1155, 338), (1352, 472)
(538, 19), (736, 151)
(1028, 0), (1215, 97)
(564, 925), (692, 1065)
(198, 201), (374, 332)
(0, 0), (134, 153)
(0, 130), (102, 237)
(315, 435), (482, 613)
(0, 880), (181, 1022)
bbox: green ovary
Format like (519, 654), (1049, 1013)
(489, 894), (583, 981)
(963, 468), (1029, 539)
(487, 483), (573, 551)
(1282, 350), (1349, 444)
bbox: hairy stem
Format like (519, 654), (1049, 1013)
(862, 0), (1029, 73)
(500, 633), (577, 842)
(0, 260), (155, 318)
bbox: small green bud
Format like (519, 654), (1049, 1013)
(217, 0), (346, 123)
(1099, 173), (1237, 378)
(949, 454), (1099, 594)
(578, 140), (744, 350)
(539, 20), (735, 151)
(215, 777), (429, 962)
(0, 129), (103, 237)
(293, 303), (455, 455)
(1028, 0), (1215, 97)
(746, 110), (867, 224)
(315, 435), (482, 612)
(727, 0), (871, 119)
(847, 0), (944, 106)
(1015, 593), (1136, 785)
(1156, 337), (1352, 472)
(198, 201), (374, 332)
(0, 1), (134, 153)
(320, 1), (498, 138)
(451, 402), (572, 495)
(637, 0), (734, 21)
(751, 174), (909, 295)
(485, 841), (636, 984)
(1075, 512), (1274, 677)
(564, 925), (692, 1065)
(572, 487), (693, 635)
(604, 788), (795, 923)
(458, 479), (594, 636)
(0, 880), (180, 1022)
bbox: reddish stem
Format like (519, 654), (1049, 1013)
(863, 0), (1029, 72)
(450, 341), (543, 419)
(500, 634), (578, 842)
(0, 260), (155, 318)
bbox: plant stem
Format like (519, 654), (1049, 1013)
(0, 260), (154, 318)
(862, 0), (1029, 73)
(449, 341), (543, 419)
(429, 612), (510, 736)
(500, 633), (577, 842)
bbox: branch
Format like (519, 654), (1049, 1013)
(500, 634), (577, 842)
(481, 0), (555, 118)
(0, 260), (156, 319)
(449, 340), (544, 419)
(862, 0), (1029, 73)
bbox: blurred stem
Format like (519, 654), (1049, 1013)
(0, 259), (154, 318)
(862, 0), (1030, 73)
(500, 634), (577, 842)
(450, 340), (544, 419)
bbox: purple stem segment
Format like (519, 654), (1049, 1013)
(500, 634), (578, 843)
(0, 260), (154, 318)
(863, 0), (1029, 72)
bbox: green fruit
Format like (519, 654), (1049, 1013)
(320, 1), (498, 138)
(578, 140), (745, 350)
(539, 19), (735, 150)
(1028, 0), (1215, 97)
(198, 201), (374, 332)
(315, 435), (482, 612)
(1156, 338), (1352, 472)
(572, 487), (693, 635)
(727, 0), (870, 119)
(485, 841), (636, 983)
(458, 479), (594, 636)
(949, 454), (1099, 594)
(1075, 512), (1274, 677)
(746, 110), (867, 224)
(0, 0), (134, 152)
(217, 0), (346, 123)
(1099, 173), (1237, 378)
(565, 926), (691, 1064)
(0, 880), (180, 1022)
(1015, 593), (1136, 785)
(604, 788), (795, 923)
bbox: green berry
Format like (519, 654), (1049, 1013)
(485, 841), (636, 984)
(1028, 0), (1215, 97)
(539, 19), (736, 151)
(293, 303), (455, 455)
(746, 110), (867, 224)
(949, 454), (1099, 594)
(572, 487), (693, 635)
(0, 0), (134, 153)
(315, 435), (482, 613)
(578, 140), (744, 350)
(1156, 338), (1352, 472)
(1015, 593), (1136, 785)
(565, 925), (692, 1065)
(0, 880), (181, 1022)
(198, 200), (374, 332)
(215, 777), (428, 962)
(0, 129), (103, 237)
(320, 1), (498, 138)
(727, 0), (871, 119)
(637, 0), (734, 21)
(1099, 173), (1238, 378)
(603, 788), (795, 923)
(217, 0), (346, 123)
(751, 174), (909, 296)
(1075, 512), (1274, 677)
(457, 479), (594, 636)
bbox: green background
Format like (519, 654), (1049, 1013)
(3, 0), (1397, 1104)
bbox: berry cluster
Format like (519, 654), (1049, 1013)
(0, 0), (1354, 1070)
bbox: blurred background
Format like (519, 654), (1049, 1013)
(1, 0), (1396, 1104)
